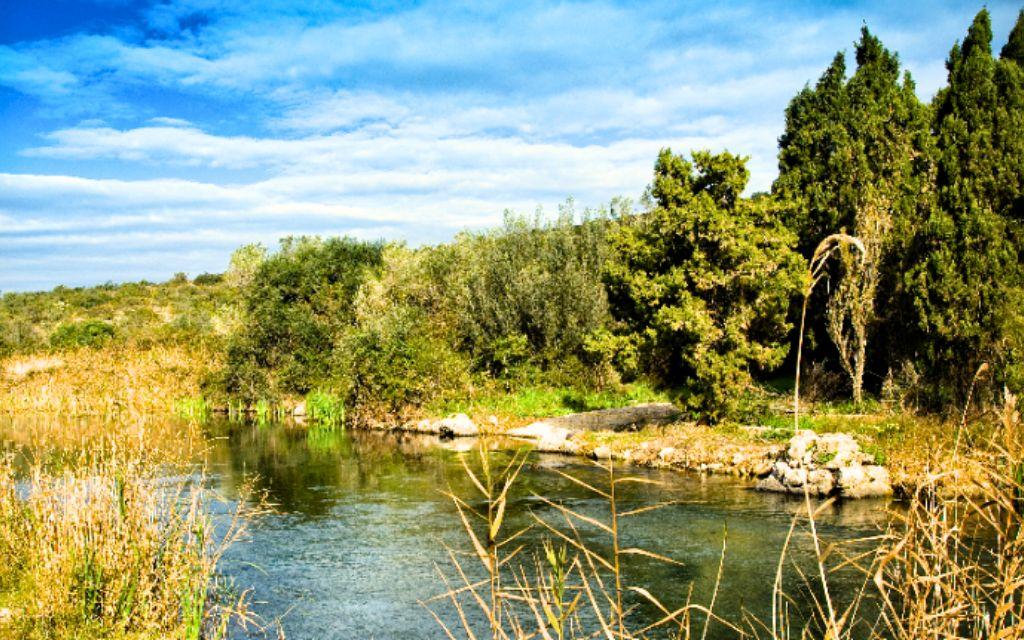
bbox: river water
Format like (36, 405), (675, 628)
(202, 421), (887, 639)
(1, 417), (890, 638)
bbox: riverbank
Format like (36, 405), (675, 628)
(0, 344), (986, 499)
(354, 399), (977, 499)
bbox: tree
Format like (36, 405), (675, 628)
(604, 149), (804, 419)
(774, 28), (934, 404)
(225, 243), (267, 288)
(904, 9), (1024, 404)
(222, 236), (384, 400)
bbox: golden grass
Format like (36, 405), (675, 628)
(430, 392), (1024, 639)
(0, 446), (265, 640)
(0, 344), (221, 418)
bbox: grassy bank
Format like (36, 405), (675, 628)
(429, 392), (1024, 639)
(0, 446), (262, 640)
(0, 344), (222, 418)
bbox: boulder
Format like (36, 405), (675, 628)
(757, 430), (891, 499)
(539, 403), (681, 433)
(435, 413), (479, 438)
(506, 421), (574, 452)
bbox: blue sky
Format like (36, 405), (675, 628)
(1, 1), (1021, 291)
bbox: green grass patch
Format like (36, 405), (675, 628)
(431, 381), (670, 421)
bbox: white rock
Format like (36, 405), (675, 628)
(436, 413), (479, 437)
(507, 421), (573, 452)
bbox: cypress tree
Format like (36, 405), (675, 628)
(774, 28), (933, 402)
(1001, 9), (1024, 65)
(905, 9), (1024, 404)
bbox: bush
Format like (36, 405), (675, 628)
(221, 236), (385, 399)
(604, 150), (804, 420)
(192, 272), (224, 285)
(49, 320), (116, 350)
(335, 245), (471, 419)
(446, 202), (613, 375)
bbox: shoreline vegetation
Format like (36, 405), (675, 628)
(1, 6), (1024, 639)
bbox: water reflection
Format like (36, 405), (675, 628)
(198, 420), (887, 639)
(0, 415), (888, 639)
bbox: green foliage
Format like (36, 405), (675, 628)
(224, 243), (267, 289)
(49, 320), (116, 350)
(774, 28), (935, 393)
(446, 201), (613, 375)
(192, 273), (224, 286)
(434, 381), (667, 420)
(604, 149), (804, 420)
(335, 245), (471, 418)
(904, 9), (1024, 405)
(305, 389), (345, 427)
(0, 276), (233, 356)
(222, 236), (385, 400)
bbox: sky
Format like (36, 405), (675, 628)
(1, 1), (1021, 292)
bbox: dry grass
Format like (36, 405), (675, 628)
(0, 344), (221, 418)
(429, 391), (1024, 639)
(0, 445), (267, 640)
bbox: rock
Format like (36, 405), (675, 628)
(507, 421), (574, 452)
(592, 445), (613, 460)
(752, 458), (774, 477)
(757, 473), (787, 493)
(807, 468), (836, 496)
(539, 403), (681, 433)
(757, 430), (892, 499)
(658, 446), (677, 461)
(292, 400), (307, 417)
(839, 464), (892, 498)
(786, 430), (818, 467)
(436, 413), (479, 438)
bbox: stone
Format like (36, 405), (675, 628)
(539, 403), (681, 433)
(839, 464), (893, 498)
(807, 469), (835, 496)
(786, 430), (818, 467)
(507, 421), (575, 452)
(292, 400), (307, 417)
(757, 474), (787, 493)
(592, 445), (613, 460)
(436, 413), (479, 438)
(757, 430), (892, 499)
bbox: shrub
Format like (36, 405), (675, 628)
(604, 149), (804, 420)
(192, 272), (224, 285)
(221, 236), (385, 398)
(335, 245), (471, 419)
(49, 320), (116, 350)
(446, 201), (613, 375)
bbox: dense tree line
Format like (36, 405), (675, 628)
(4, 8), (1021, 422)
(214, 8), (1023, 419)
(776, 9), (1024, 409)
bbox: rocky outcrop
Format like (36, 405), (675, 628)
(756, 430), (891, 499)
(506, 403), (680, 454)
(506, 421), (578, 453)
(539, 403), (681, 432)
(406, 413), (480, 437)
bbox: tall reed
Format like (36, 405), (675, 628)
(0, 446), (265, 639)
(430, 397), (1024, 640)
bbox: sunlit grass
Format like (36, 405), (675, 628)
(431, 381), (669, 425)
(0, 344), (222, 418)
(0, 445), (265, 639)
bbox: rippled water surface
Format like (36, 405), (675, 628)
(1, 417), (889, 639)
(200, 422), (887, 639)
